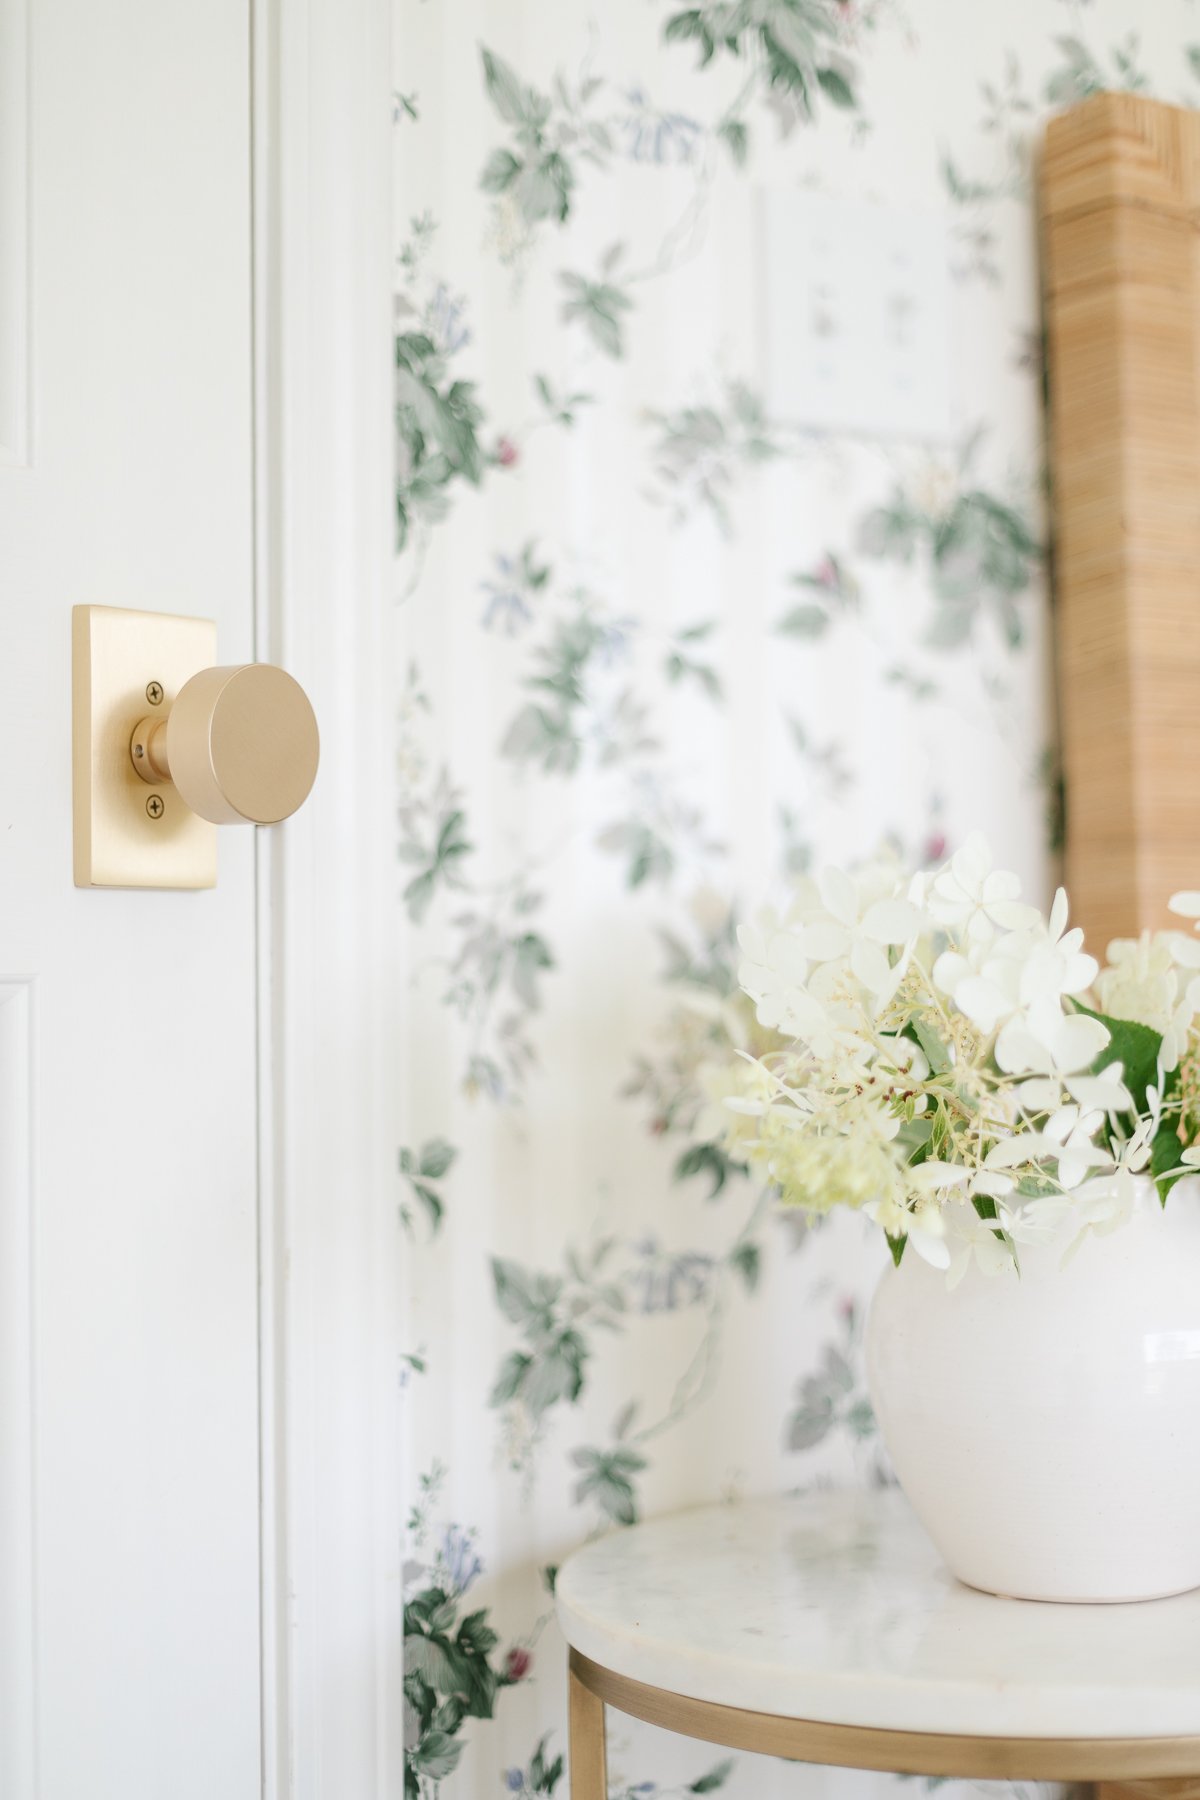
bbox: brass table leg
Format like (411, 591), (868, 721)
(569, 1654), (608, 1800)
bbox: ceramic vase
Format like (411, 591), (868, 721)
(865, 1176), (1200, 1602)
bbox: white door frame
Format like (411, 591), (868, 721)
(252, 2), (402, 1795)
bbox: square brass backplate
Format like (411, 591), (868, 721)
(72, 605), (218, 889)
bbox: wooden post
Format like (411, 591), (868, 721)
(568, 1653), (608, 1800)
(1042, 92), (1200, 952)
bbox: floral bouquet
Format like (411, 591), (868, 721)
(723, 835), (1200, 1283)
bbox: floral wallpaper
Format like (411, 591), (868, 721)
(394, 3), (1200, 1795)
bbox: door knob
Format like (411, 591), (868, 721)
(130, 664), (320, 825)
(73, 604), (319, 890)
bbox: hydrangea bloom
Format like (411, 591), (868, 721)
(722, 838), (1200, 1278)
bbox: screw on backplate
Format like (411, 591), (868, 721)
(146, 794), (164, 820)
(146, 681), (164, 706)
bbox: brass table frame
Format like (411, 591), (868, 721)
(568, 1647), (1200, 1800)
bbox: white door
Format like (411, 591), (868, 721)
(0, 3), (400, 1797)
(3, 2), (260, 1794)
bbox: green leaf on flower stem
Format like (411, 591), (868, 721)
(1075, 1004), (1163, 1118)
(895, 1116), (933, 1160)
(1151, 1119), (1187, 1205)
(972, 1193), (1017, 1268)
(909, 1014), (952, 1076)
(886, 1232), (907, 1268)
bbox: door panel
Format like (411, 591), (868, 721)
(0, 982), (34, 1800)
(2, 4), (260, 1795)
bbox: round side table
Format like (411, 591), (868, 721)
(556, 1490), (1200, 1800)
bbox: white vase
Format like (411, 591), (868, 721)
(865, 1175), (1200, 1603)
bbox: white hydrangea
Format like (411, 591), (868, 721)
(719, 835), (1200, 1282)
(925, 832), (1038, 943)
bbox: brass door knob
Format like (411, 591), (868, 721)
(130, 664), (320, 825)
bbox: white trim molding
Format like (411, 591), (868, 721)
(251, 2), (402, 1796)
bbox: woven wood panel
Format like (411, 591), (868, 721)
(1042, 91), (1200, 953)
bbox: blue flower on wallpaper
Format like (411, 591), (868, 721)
(427, 281), (472, 357)
(480, 543), (552, 633)
(616, 87), (704, 163)
(438, 1523), (484, 1596)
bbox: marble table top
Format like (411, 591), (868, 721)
(555, 1489), (1200, 1741)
